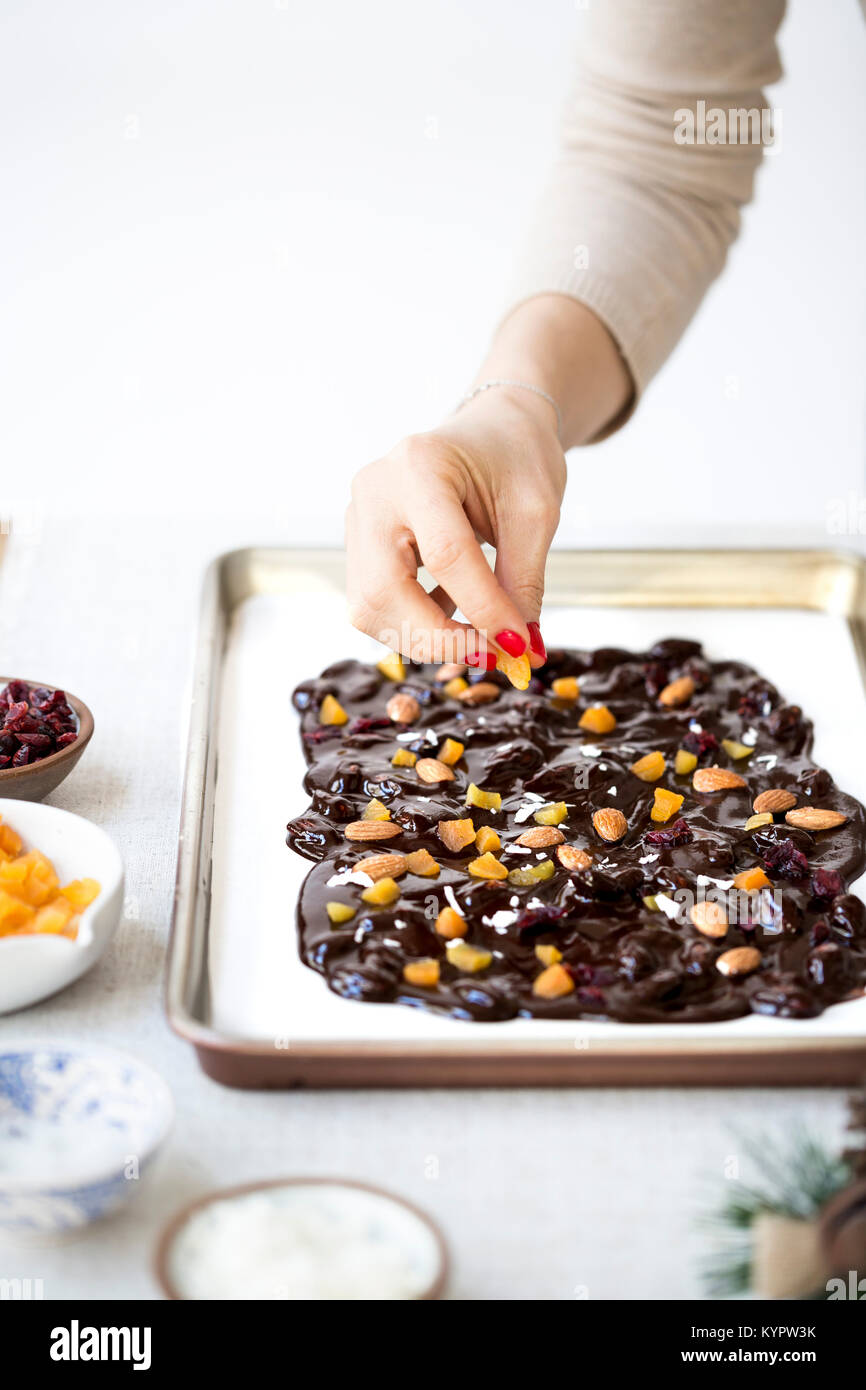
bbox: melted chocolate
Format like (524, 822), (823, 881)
(287, 640), (866, 1023)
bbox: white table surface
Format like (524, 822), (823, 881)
(0, 518), (859, 1302)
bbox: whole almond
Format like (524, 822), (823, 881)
(344, 820), (403, 842)
(785, 808), (848, 832)
(354, 852), (407, 881)
(416, 757), (455, 784)
(659, 675), (696, 708)
(693, 766), (748, 792)
(456, 682), (501, 707)
(435, 662), (466, 682)
(690, 900), (728, 939)
(752, 788), (797, 815)
(386, 693), (420, 724)
(716, 945), (762, 977)
(592, 807), (628, 842)
(516, 826), (565, 848)
(557, 845), (593, 871)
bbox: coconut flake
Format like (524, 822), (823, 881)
(654, 893), (682, 921)
(696, 873), (734, 890)
(639, 853), (659, 865)
(689, 721), (702, 733)
(483, 909), (518, 931)
(515, 803), (539, 823)
(443, 886), (464, 917)
(607, 785), (617, 796)
(742, 727), (759, 747)
(580, 744), (603, 757)
(327, 868), (373, 888)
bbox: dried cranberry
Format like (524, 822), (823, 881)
(738, 683), (777, 719)
(347, 717), (391, 735)
(515, 904), (569, 932)
(303, 726), (344, 745)
(682, 729), (718, 758)
(810, 919), (831, 946)
(645, 818), (693, 847)
(810, 868), (843, 900)
(642, 661), (669, 698)
(762, 838), (809, 880)
(767, 704), (803, 741)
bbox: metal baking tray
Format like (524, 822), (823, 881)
(166, 547), (866, 1088)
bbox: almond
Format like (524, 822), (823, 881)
(784, 808), (848, 832)
(416, 757), (455, 784)
(716, 946), (762, 977)
(386, 693), (420, 724)
(355, 852), (407, 881)
(659, 675), (696, 708)
(516, 826), (565, 848)
(557, 845), (593, 871)
(592, 807), (628, 842)
(344, 820), (403, 842)
(690, 900), (728, 939)
(692, 766), (747, 792)
(752, 788), (797, 815)
(435, 663), (466, 682)
(456, 681), (501, 707)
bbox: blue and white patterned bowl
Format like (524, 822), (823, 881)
(0, 1043), (174, 1234)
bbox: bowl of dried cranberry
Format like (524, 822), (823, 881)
(0, 679), (94, 802)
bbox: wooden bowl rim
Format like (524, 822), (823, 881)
(153, 1175), (449, 1301)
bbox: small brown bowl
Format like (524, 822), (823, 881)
(0, 679), (94, 802)
(154, 1177), (449, 1300)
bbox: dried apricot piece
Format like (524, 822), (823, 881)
(630, 751), (665, 782)
(578, 705), (616, 735)
(435, 907), (465, 939)
(495, 649), (531, 690)
(326, 901), (356, 924)
(534, 802), (567, 826)
(438, 738), (465, 766)
(319, 693), (348, 726)
(674, 749), (698, 776)
(532, 963), (574, 999)
(361, 876), (401, 907)
(362, 798), (391, 822)
(466, 784), (502, 812)
(446, 941), (492, 973)
(722, 738), (753, 761)
(443, 677), (469, 698)
(475, 825), (501, 854)
(405, 848), (440, 877)
(391, 748), (417, 768)
(438, 818), (476, 852)
(467, 852), (508, 881)
(403, 958), (440, 987)
(651, 788), (684, 823)
(535, 943), (563, 967)
(377, 652), (406, 682)
(744, 812), (773, 831)
(732, 867), (770, 891)
(551, 676), (579, 701)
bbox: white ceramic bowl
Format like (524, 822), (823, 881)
(0, 1042), (174, 1234)
(0, 799), (124, 1014)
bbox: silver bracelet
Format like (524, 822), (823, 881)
(458, 378), (562, 438)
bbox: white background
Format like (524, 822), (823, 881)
(1, 0), (864, 539)
(0, 1), (864, 1303)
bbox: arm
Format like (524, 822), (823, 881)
(347, 0), (785, 661)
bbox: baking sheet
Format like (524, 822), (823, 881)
(208, 589), (866, 1050)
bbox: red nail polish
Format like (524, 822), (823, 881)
(528, 622), (546, 661)
(466, 650), (497, 670)
(495, 630), (526, 658)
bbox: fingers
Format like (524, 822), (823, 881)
(493, 497), (559, 668)
(346, 501), (481, 666)
(409, 484), (531, 659)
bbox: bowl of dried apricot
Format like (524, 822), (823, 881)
(0, 800), (123, 1013)
(0, 678), (94, 801)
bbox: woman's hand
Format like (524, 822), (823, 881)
(346, 385), (566, 669)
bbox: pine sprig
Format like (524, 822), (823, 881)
(697, 1125), (851, 1297)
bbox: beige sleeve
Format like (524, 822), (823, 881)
(507, 0), (786, 435)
